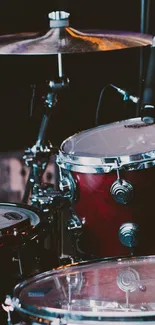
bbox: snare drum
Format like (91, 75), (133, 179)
(58, 118), (155, 258)
(8, 255), (155, 324)
(0, 203), (57, 301)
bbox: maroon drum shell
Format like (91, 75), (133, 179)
(60, 118), (155, 258)
(72, 167), (155, 257)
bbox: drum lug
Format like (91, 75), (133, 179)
(66, 272), (84, 294)
(119, 222), (140, 248)
(59, 171), (76, 201)
(110, 179), (134, 204)
(110, 160), (134, 204)
(117, 267), (140, 292)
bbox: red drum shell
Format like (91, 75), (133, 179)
(72, 167), (155, 257)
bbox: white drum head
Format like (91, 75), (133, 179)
(58, 118), (155, 173)
(62, 118), (155, 157)
(12, 256), (155, 323)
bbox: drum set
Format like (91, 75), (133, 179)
(0, 8), (155, 325)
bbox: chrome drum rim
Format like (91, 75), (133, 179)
(57, 118), (155, 174)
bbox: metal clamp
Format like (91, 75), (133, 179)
(67, 213), (83, 236)
(119, 223), (140, 248)
(59, 170), (77, 201)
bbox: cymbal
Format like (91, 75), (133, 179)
(0, 32), (40, 42)
(0, 9), (152, 55)
(0, 28), (152, 55)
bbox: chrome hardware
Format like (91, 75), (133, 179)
(111, 179), (134, 204)
(2, 295), (14, 324)
(12, 257), (23, 276)
(59, 171), (76, 201)
(23, 142), (54, 168)
(58, 254), (77, 266)
(48, 11), (70, 28)
(67, 214), (83, 236)
(30, 182), (68, 211)
(119, 223), (139, 248)
(140, 304), (148, 311)
(22, 141), (57, 204)
(66, 273), (84, 294)
(139, 284), (146, 292)
(13, 227), (18, 236)
(12, 254), (23, 276)
(110, 160), (133, 204)
(117, 267), (140, 292)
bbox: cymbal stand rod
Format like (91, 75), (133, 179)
(136, 0), (151, 116)
(58, 53), (63, 78)
(36, 94), (53, 147)
(54, 52), (63, 191)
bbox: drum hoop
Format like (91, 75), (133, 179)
(11, 302), (155, 323)
(12, 255), (155, 322)
(58, 118), (155, 174)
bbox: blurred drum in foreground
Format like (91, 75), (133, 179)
(6, 255), (155, 324)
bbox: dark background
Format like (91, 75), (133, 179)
(0, 0), (155, 152)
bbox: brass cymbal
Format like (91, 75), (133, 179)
(0, 28), (152, 55)
(0, 11), (152, 55)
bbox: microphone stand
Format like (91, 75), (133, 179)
(22, 53), (69, 204)
(136, 0), (151, 116)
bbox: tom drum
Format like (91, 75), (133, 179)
(58, 118), (155, 259)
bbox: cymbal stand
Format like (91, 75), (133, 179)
(21, 54), (73, 266)
(22, 53), (69, 204)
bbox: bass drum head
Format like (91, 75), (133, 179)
(13, 255), (155, 324)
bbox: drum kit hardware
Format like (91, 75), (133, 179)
(0, 7), (155, 325)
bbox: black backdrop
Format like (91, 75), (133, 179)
(0, 0), (155, 152)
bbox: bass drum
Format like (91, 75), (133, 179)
(8, 255), (155, 324)
(0, 202), (58, 303)
(58, 117), (155, 259)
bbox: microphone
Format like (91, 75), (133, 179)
(111, 84), (139, 104)
(141, 37), (155, 123)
